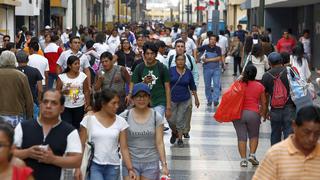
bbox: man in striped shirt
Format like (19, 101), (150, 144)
(253, 105), (320, 180)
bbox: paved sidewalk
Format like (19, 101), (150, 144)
(165, 63), (271, 180)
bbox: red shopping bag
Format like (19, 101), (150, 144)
(214, 81), (246, 123)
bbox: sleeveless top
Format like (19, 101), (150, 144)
(101, 65), (126, 95)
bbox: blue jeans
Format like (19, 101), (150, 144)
(89, 162), (120, 180)
(48, 73), (58, 89)
(203, 67), (221, 103)
(33, 103), (39, 120)
(270, 105), (295, 145)
(153, 105), (166, 118)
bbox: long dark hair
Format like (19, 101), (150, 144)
(244, 36), (253, 55)
(241, 65), (257, 83)
(292, 42), (305, 66)
(93, 88), (119, 111)
(251, 44), (264, 60)
(0, 118), (14, 161)
(63, 55), (80, 73)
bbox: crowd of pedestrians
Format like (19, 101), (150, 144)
(0, 21), (319, 180)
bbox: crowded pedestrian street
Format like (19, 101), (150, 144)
(2, 0), (320, 180)
(164, 64), (271, 180)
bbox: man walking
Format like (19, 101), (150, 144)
(13, 89), (82, 180)
(197, 35), (222, 107)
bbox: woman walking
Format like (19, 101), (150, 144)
(233, 65), (267, 167)
(244, 44), (269, 81)
(120, 83), (169, 180)
(290, 43), (311, 82)
(56, 55), (91, 129)
(114, 39), (136, 75)
(78, 88), (136, 180)
(168, 54), (200, 147)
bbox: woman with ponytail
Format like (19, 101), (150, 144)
(56, 55), (91, 129)
(233, 65), (267, 167)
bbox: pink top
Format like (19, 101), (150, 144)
(242, 81), (265, 113)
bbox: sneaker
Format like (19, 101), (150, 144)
(232, 73), (237, 76)
(240, 160), (248, 167)
(207, 102), (212, 106)
(183, 133), (190, 138)
(214, 101), (219, 107)
(177, 139), (184, 148)
(170, 133), (177, 144)
(248, 155), (259, 166)
(163, 126), (170, 131)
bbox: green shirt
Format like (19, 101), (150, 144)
(131, 61), (170, 107)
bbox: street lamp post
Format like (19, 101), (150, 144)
(102, 0), (106, 30)
(72, 0), (76, 36)
(118, 0), (120, 23)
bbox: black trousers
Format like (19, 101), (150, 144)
(233, 56), (242, 75)
(61, 106), (85, 129)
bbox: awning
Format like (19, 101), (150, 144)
(265, 0), (320, 8)
(195, 6), (206, 11)
(238, 16), (248, 24)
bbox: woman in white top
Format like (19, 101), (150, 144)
(245, 44), (269, 81)
(93, 32), (110, 56)
(290, 43), (311, 82)
(78, 88), (136, 180)
(56, 55), (91, 129)
(120, 83), (169, 180)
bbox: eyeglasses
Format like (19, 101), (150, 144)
(134, 94), (149, 99)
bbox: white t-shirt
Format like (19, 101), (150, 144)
(299, 37), (311, 55)
(93, 42), (110, 56)
(80, 114), (129, 165)
(57, 50), (90, 72)
(107, 35), (120, 55)
(58, 72), (87, 108)
(14, 121), (82, 180)
(217, 35), (229, 55)
(290, 55), (311, 82)
(28, 54), (49, 85)
(156, 53), (166, 64)
(246, 54), (269, 80)
(160, 36), (173, 47)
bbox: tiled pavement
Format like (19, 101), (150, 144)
(164, 63), (272, 180)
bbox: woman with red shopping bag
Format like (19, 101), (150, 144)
(214, 65), (267, 167)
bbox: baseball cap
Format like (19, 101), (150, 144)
(16, 50), (28, 63)
(268, 52), (282, 64)
(132, 83), (151, 97)
(66, 26), (71, 30)
(45, 25), (51, 30)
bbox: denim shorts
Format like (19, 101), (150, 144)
(90, 161), (120, 180)
(122, 161), (160, 180)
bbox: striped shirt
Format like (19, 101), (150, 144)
(252, 135), (320, 180)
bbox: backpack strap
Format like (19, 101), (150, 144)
(168, 55), (174, 68)
(169, 54), (193, 71)
(125, 109), (130, 121)
(136, 63), (145, 82)
(186, 54), (194, 71)
(153, 109), (157, 127)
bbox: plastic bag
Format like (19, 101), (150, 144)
(214, 81), (246, 123)
(225, 55), (233, 64)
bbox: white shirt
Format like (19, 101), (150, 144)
(14, 121), (82, 180)
(299, 37), (311, 55)
(61, 32), (69, 44)
(156, 52), (166, 64)
(217, 35), (229, 55)
(28, 54), (49, 85)
(80, 115), (129, 165)
(160, 36), (173, 47)
(57, 50), (90, 72)
(93, 42), (110, 56)
(290, 55), (311, 82)
(107, 35), (120, 54)
(58, 72), (87, 108)
(173, 38), (197, 56)
(245, 54), (269, 80)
